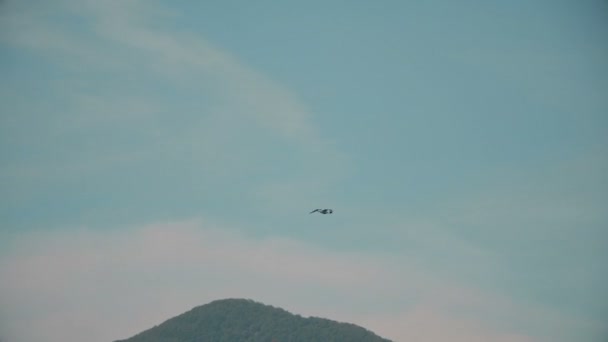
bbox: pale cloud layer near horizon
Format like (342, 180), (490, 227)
(0, 220), (596, 342)
(1, 0), (607, 341)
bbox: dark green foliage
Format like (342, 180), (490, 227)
(115, 298), (392, 342)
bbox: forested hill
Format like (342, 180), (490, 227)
(114, 298), (392, 342)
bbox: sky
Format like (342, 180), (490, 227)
(0, 0), (607, 341)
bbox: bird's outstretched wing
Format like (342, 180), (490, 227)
(309, 209), (320, 214)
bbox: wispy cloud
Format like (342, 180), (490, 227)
(0, 0), (346, 225)
(2, 0), (319, 143)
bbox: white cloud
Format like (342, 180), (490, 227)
(0, 219), (585, 342)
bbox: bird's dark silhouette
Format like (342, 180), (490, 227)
(310, 209), (333, 214)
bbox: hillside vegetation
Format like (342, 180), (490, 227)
(115, 298), (392, 342)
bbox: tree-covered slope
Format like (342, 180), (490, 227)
(115, 298), (392, 342)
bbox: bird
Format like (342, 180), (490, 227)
(310, 209), (333, 214)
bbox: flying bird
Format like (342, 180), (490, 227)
(310, 209), (333, 214)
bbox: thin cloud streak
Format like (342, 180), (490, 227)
(2, 0), (319, 144)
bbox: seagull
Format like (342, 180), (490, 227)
(310, 209), (333, 214)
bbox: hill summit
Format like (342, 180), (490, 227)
(115, 298), (392, 342)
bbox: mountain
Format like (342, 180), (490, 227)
(115, 298), (392, 342)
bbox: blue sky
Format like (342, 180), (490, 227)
(1, 1), (607, 341)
